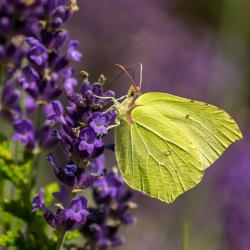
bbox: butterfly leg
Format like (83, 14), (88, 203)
(108, 118), (120, 130)
(93, 94), (127, 102)
(108, 124), (119, 130)
(116, 95), (128, 101)
(102, 105), (116, 114)
(94, 95), (123, 111)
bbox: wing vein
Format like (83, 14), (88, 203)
(135, 120), (194, 157)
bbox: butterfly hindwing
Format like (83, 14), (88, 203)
(115, 107), (203, 203)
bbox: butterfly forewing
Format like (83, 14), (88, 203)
(135, 92), (243, 170)
(115, 91), (242, 203)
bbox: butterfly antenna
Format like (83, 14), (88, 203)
(115, 64), (135, 84)
(139, 63), (143, 89)
(108, 68), (135, 89)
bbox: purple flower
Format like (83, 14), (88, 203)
(1, 1), (81, 155)
(33, 190), (89, 231)
(48, 29), (69, 49)
(47, 154), (98, 189)
(44, 210), (59, 229)
(90, 154), (106, 175)
(12, 118), (35, 149)
(43, 72), (62, 100)
(18, 67), (40, 98)
(44, 100), (66, 124)
(93, 169), (125, 203)
(81, 168), (136, 248)
(50, 5), (72, 27)
(25, 94), (38, 115)
(67, 40), (82, 61)
(0, 16), (11, 32)
(59, 195), (89, 231)
(89, 112), (109, 135)
(32, 188), (45, 213)
(39, 125), (58, 148)
(1, 81), (22, 120)
(53, 185), (71, 205)
(94, 177), (118, 200)
(80, 80), (93, 94)
(64, 164), (77, 176)
(60, 67), (75, 79)
(27, 37), (48, 66)
(66, 90), (83, 107)
(89, 224), (125, 248)
(64, 77), (77, 93)
(79, 128), (104, 155)
(26, 37), (40, 47)
(64, 196), (89, 225)
(53, 78), (116, 160)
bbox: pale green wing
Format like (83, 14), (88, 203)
(115, 107), (204, 203)
(136, 92), (243, 170)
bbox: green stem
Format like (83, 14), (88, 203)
(0, 178), (5, 199)
(56, 232), (66, 250)
(31, 153), (41, 188)
(35, 104), (43, 129)
(30, 104), (43, 188)
(182, 221), (190, 250)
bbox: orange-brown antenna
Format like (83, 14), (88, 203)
(115, 64), (135, 84)
(139, 63), (143, 89)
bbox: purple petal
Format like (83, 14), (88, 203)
(32, 188), (45, 212)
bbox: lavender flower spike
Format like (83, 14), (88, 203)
(33, 189), (89, 231)
(13, 118), (35, 149)
(89, 112), (110, 135)
(32, 188), (45, 213)
(47, 153), (98, 190)
(44, 101), (66, 125)
(64, 196), (89, 225)
(67, 40), (82, 61)
(79, 128), (104, 155)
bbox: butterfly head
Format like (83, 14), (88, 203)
(115, 63), (143, 100)
(128, 83), (141, 98)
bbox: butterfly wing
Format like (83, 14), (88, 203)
(136, 92), (243, 170)
(115, 107), (204, 203)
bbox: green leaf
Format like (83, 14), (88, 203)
(115, 92), (243, 203)
(9, 140), (25, 163)
(0, 230), (55, 250)
(0, 154), (33, 187)
(44, 182), (60, 206)
(0, 199), (32, 222)
(65, 230), (80, 241)
(0, 135), (12, 160)
(0, 135), (34, 187)
(0, 231), (18, 246)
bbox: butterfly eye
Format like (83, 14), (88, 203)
(130, 91), (136, 97)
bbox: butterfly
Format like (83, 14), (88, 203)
(104, 64), (243, 203)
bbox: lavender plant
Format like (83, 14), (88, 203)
(1, 0), (80, 146)
(0, 1), (136, 249)
(0, 1), (244, 250)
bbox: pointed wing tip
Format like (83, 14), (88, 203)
(233, 127), (243, 142)
(238, 130), (244, 140)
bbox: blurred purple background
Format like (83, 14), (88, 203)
(65, 1), (249, 249)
